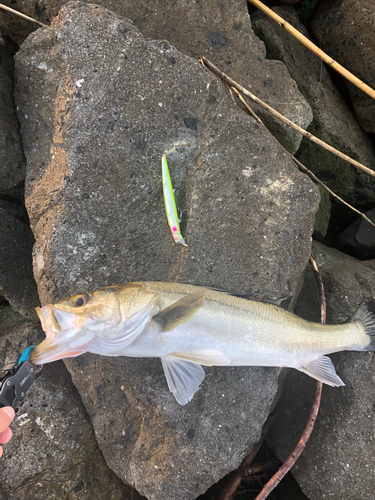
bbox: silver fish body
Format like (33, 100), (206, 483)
(31, 282), (375, 405)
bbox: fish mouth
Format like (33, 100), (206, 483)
(31, 305), (85, 365)
(36, 304), (61, 338)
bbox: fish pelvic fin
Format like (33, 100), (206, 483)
(153, 290), (205, 332)
(351, 299), (375, 350)
(297, 356), (345, 387)
(161, 355), (205, 406)
(161, 350), (229, 405)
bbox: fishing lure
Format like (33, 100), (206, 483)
(161, 154), (188, 247)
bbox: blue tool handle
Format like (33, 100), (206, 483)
(17, 346), (36, 365)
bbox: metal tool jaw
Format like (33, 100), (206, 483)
(0, 346), (42, 410)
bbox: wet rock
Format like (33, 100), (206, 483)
(270, 241), (375, 500)
(311, 0), (375, 133)
(0, 306), (142, 500)
(338, 208), (375, 260)
(252, 5), (375, 213)
(0, 208), (39, 317)
(6, 0), (313, 154)
(0, 36), (26, 201)
(15, 2), (319, 498)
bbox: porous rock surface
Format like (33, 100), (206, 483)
(311, 0), (375, 134)
(252, 5), (375, 215)
(14, 2), (320, 498)
(0, 306), (141, 500)
(3, 0), (313, 154)
(270, 241), (375, 500)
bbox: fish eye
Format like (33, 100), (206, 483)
(73, 294), (89, 307)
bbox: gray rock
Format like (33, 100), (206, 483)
(311, 0), (375, 133)
(252, 5), (375, 212)
(6, 0), (313, 154)
(0, 306), (142, 500)
(0, 208), (39, 317)
(270, 241), (375, 500)
(0, 37), (26, 201)
(14, 3), (319, 498)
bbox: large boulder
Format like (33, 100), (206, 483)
(2, 0), (313, 154)
(0, 306), (141, 500)
(311, 0), (375, 134)
(14, 2), (319, 498)
(252, 5), (375, 227)
(270, 241), (375, 500)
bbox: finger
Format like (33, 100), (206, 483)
(0, 427), (12, 444)
(0, 445), (3, 458)
(0, 407), (15, 433)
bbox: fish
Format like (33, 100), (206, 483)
(30, 282), (375, 405)
(161, 155), (188, 247)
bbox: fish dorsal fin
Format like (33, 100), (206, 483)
(153, 290), (205, 332)
(298, 356), (345, 387)
(161, 355), (205, 405)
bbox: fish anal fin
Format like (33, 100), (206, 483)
(161, 355), (205, 405)
(298, 356), (345, 387)
(153, 291), (205, 332)
(170, 349), (230, 366)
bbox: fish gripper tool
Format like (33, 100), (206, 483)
(0, 346), (43, 410)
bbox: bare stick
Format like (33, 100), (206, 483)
(244, 460), (274, 475)
(200, 57), (375, 178)
(0, 4), (48, 27)
(309, 255), (326, 324)
(248, 0), (375, 101)
(231, 87), (375, 230)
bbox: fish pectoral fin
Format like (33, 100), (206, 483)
(153, 291), (205, 332)
(170, 349), (230, 366)
(298, 356), (345, 387)
(161, 355), (205, 406)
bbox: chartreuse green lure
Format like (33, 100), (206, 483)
(161, 155), (188, 247)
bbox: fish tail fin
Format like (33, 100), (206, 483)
(352, 299), (375, 351)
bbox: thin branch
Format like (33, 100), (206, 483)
(230, 87), (375, 230)
(247, 0), (375, 101)
(244, 460), (274, 476)
(200, 57), (375, 178)
(0, 4), (48, 27)
(309, 255), (326, 324)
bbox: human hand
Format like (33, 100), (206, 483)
(0, 407), (15, 457)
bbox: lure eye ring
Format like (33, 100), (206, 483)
(73, 294), (89, 307)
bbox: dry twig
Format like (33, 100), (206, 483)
(230, 86), (375, 230)
(247, 0), (375, 101)
(0, 4), (48, 27)
(200, 56), (375, 179)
